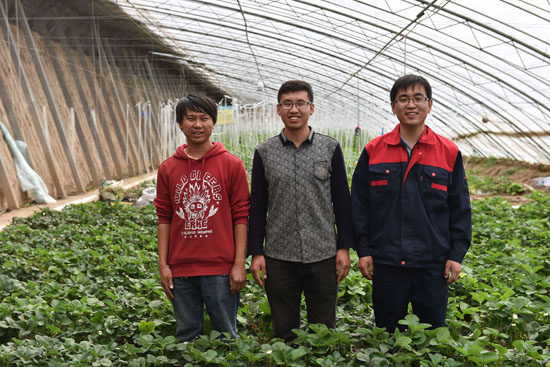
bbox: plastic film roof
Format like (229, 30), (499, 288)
(111, 0), (550, 163)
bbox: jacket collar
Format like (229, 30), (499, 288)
(384, 124), (435, 146)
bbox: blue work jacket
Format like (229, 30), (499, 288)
(351, 124), (472, 268)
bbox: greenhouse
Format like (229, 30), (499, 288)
(0, 0), (549, 366)
(114, 0), (550, 163)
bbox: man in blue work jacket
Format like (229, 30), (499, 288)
(351, 75), (472, 331)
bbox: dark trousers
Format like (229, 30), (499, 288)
(264, 256), (338, 341)
(372, 264), (448, 332)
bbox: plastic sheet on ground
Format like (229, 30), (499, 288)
(0, 122), (56, 204)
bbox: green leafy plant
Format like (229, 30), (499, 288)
(1, 137), (549, 366)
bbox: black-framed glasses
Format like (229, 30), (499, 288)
(394, 96), (430, 106)
(278, 101), (312, 110)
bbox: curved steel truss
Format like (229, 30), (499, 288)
(111, 0), (550, 162)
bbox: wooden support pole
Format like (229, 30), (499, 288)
(156, 69), (172, 100)
(119, 49), (141, 111)
(0, 60), (33, 167)
(136, 71), (154, 171)
(144, 59), (165, 164)
(98, 39), (140, 176)
(144, 60), (163, 106)
(39, 23), (100, 186)
(169, 70), (182, 97)
(88, 43), (125, 178)
(145, 59), (165, 137)
(112, 48), (147, 174)
(54, 28), (112, 180)
(115, 53), (146, 172)
(154, 68), (179, 161)
(130, 57), (161, 166)
(15, 0), (85, 193)
(164, 76), (178, 99)
(156, 76), (174, 155)
(136, 101), (151, 173)
(168, 71), (179, 97)
(115, 48), (150, 173)
(136, 59), (161, 166)
(0, 135), (20, 209)
(0, 0), (66, 198)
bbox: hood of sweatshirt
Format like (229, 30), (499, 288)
(173, 141), (227, 161)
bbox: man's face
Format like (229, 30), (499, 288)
(179, 110), (214, 145)
(391, 84), (432, 128)
(277, 90), (314, 132)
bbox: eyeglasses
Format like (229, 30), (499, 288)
(278, 101), (312, 110)
(394, 96), (431, 106)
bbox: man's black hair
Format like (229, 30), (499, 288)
(175, 94), (218, 124)
(277, 80), (314, 103)
(390, 75), (432, 102)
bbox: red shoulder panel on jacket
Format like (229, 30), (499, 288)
(366, 135), (408, 165)
(418, 131), (459, 172)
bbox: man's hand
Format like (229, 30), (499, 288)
(250, 255), (267, 286)
(159, 264), (174, 300)
(444, 260), (461, 284)
(358, 256), (374, 280)
(335, 248), (350, 282)
(230, 262), (246, 294)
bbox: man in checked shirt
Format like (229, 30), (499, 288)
(247, 80), (354, 342)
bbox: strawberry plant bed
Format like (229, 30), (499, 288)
(1, 192), (549, 366)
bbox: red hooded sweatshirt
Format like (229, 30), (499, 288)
(154, 142), (249, 277)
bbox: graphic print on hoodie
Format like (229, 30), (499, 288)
(154, 142), (250, 277)
(175, 168), (220, 236)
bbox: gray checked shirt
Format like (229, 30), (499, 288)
(247, 128), (353, 263)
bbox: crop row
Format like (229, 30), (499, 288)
(0, 190), (549, 365)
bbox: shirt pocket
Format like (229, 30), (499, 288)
(421, 166), (449, 200)
(369, 164), (399, 191)
(313, 160), (331, 181)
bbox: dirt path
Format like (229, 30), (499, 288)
(0, 172), (156, 230)
(464, 157), (550, 205)
(464, 157), (550, 188)
(2, 157), (549, 230)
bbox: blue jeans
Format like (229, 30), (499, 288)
(171, 275), (239, 342)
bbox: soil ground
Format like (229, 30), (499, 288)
(464, 157), (550, 205)
(0, 172), (156, 230)
(1, 157), (549, 230)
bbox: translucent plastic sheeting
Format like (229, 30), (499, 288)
(110, 0), (550, 163)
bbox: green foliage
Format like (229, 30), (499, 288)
(214, 126), (369, 186)
(1, 157), (550, 365)
(467, 170), (526, 195)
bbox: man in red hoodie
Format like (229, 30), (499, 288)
(154, 94), (250, 342)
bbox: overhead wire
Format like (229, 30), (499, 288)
(5, 0), (549, 161)
(236, 0), (267, 98)
(327, 0), (441, 97)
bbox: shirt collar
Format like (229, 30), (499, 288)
(279, 127), (315, 146)
(400, 135), (413, 150)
